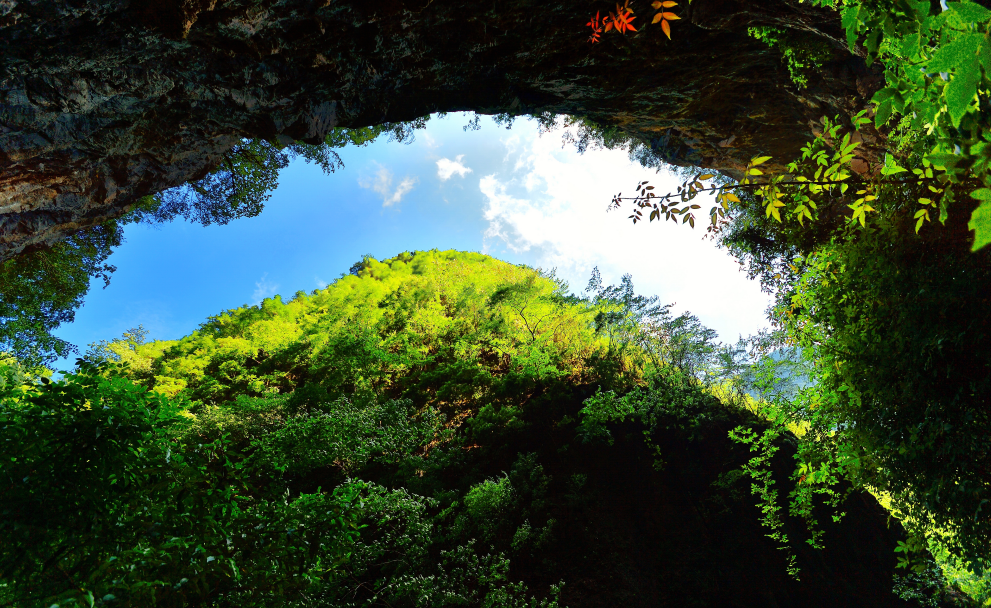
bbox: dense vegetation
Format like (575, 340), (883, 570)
(1, 250), (944, 608)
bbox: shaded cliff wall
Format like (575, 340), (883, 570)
(0, 0), (879, 261)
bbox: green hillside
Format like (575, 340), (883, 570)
(0, 250), (969, 607)
(115, 250), (621, 408)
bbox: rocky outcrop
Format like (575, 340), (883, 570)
(0, 0), (879, 261)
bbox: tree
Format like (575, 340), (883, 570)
(0, 223), (122, 365)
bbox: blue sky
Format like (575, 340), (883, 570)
(51, 114), (771, 369)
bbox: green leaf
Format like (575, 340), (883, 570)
(946, 58), (981, 127)
(751, 156), (772, 166)
(871, 87), (898, 105)
(881, 153), (907, 175)
(842, 5), (861, 50)
(900, 32), (922, 58)
(875, 100), (894, 128)
(866, 29), (883, 56)
(947, 2), (991, 25)
(925, 153), (959, 169)
(968, 196), (991, 251)
(927, 34), (986, 72)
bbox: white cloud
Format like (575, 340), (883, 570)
(252, 273), (279, 304)
(388, 177), (418, 206)
(479, 122), (772, 342)
(359, 163), (419, 207)
(315, 277), (328, 289)
(422, 131), (439, 149)
(436, 155), (473, 181)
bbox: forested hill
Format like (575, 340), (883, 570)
(105, 249), (611, 408)
(2, 250), (967, 608)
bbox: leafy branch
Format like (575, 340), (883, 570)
(610, 112), (985, 236)
(587, 0), (688, 43)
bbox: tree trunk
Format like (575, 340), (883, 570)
(0, 0), (881, 261)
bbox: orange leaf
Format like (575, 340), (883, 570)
(651, 0), (662, 7)
(652, 12), (663, 23)
(611, 8), (635, 33)
(662, 0), (678, 6)
(604, 20), (614, 32)
(662, 12), (680, 19)
(661, 18), (671, 39)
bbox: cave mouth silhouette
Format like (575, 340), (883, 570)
(0, 0), (876, 261)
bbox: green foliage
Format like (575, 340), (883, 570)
(250, 397), (444, 476)
(838, 0), (991, 247)
(747, 26), (834, 88)
(0, 222), (122, 364)
(714, 202), (991, 586)
(9, 245), (970, 605)
(463, 475), (517, 541)
(126, 139), (340, 226)
(457, 453), (554, 551)
(932, 540), (991, 607)
(578, 367), (738, 454)
(126, 121), (419, 227)
(0, 358), (374, 607)
(775, 220), (991, 569)
(11, 251), (726, 607)
(607, 5), (991, 595)
(726, 424), (801, 579)
(121, 251), (616, 409)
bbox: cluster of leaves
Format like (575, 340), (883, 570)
(0, 222), (123, 364)
(611, 110), (974, 240)
(770, 221), (990, 571)
(0, 360), (370, 607)
(125, 123), (413, 227)
(98, 252), (737, 421)
(747, 26), (836, 88)
(0, 359), (569, 607)
(586, 0), (683, 43)
(108, 251), (605, 409)
(125, 140), (343, 227)
(713, 0), (991, 581)
(840, 0), (991, 249)
(611, 0), (991, 250)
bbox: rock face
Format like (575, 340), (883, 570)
(0, 0), (878, 261)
